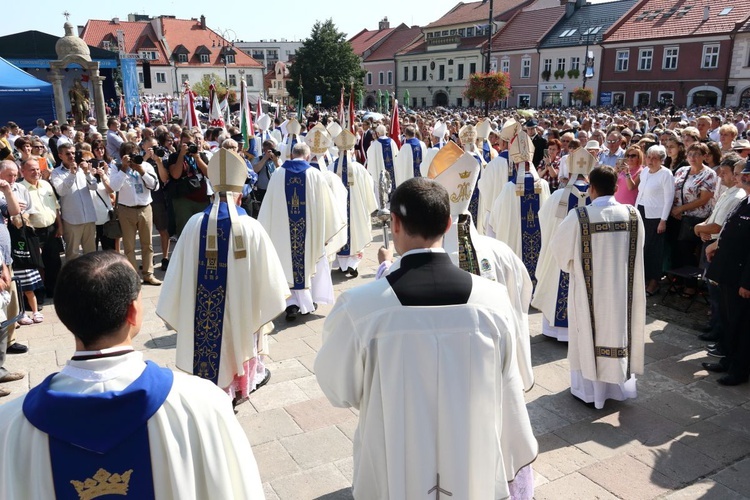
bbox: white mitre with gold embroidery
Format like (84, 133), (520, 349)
(206, 148), (248, 260)
(500, 119), (539, 194)
(476, 118), (492, 141)
(334, 129), (357, 151)
(555, 147), (596, 218)
(427, 141), (480, 216)
(304, 123), (332, 157)
(256, 114), (272, 132)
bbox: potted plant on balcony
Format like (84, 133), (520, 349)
(553, 69), (565, 80)
(541, 69), (551, 81)
(567, 68), (580, 79)
(572, 86), (593, 105)
(464, 72), (510, 108)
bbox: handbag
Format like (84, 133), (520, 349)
(8, 218), (43, 270)
(96, 191), (122, 239)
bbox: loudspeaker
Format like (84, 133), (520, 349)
(143, 61), (152, 89)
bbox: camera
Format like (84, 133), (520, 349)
(271, 150), (281, 157)
(153, 146), (167, 157)
(131, 154), (144, 165)
(75, 150), (83, 164)
(187, 144), (199, 155)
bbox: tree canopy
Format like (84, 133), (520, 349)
(288, 19), (365, 108)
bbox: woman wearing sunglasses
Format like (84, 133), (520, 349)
(614, 145), (644, 206)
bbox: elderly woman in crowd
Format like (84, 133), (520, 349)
(681, 127), (700, 150)
(718, 123), (738, 154)
(664, 136), (688, 172)
(538, 138), (562, 192)
(614, 144), (643, 206)
(669, 142), (717, 279)
(635, 145), (674, 296)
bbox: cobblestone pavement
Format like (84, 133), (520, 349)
(2, 232), (749, 499)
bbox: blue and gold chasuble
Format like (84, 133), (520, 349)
(404, 138), (423, 178)
(515, 173), (542, 287)
(468, 155), (483, 228)
(284, 160), (310, 289)
(482, 140), (492, 164)
(377, 137), (397, 194)
(553, 184), (590, 327)
(333, 156), (352, 256)
(193, 203), (246, 385)
(23, 362), (173, 500)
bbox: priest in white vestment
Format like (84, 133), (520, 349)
(331, 129), (377, 277)
(366, 124), (399, 208)
(477, 136), (511, 235)
(421, 120), (448, 174)
(458, 124), (486, 227)
(488, 120), (550, 286)
(552, 165), (646, 409)
(157, 149), (289, 401)
(394, 125), (427, 186)
(0, 252), (265, 499)
(532, 147), (595, 341)
(279, 118), (302, 162)
(315, 177), (537, 500)
(258, 142), (347, 321)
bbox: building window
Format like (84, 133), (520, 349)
(635, 91), (650, 107)
(225, 54), (235, 64)
(658, 91), (674, 104)
(556, 58), (565, 72)
(457, 63), (464, 80)
(181, 74), (189, 84)
(500, 59), (509, 74)
(518, 94), (531, 107)
(521, 58), (531, 79)
(616, 50), (629, 72)
(156, 72), (166, 83)
(367, 72), (372, 85)
(466, 27), (474, 37)
(421, 97), (427, 107)
(612, 92), (625, 107)
(246, 74), (254, 87)
(458, 28), (465, 37)
(412, 66), (417, 80)
(388, 71), (393, 85)
(138, 72), (144, 84)
(702, 44), (719, 69)
(403, 66), (408, 81)
(456, 97), (463, 107)
(378, 72), (384, 85)
(228, 74), (237, 87)
(570, 57), (580, 71)
(139, 51), (157, 60)
(638, 48), (653, 71)
(469, 62), (476, 74)
(199, 54), (210, 64)
(439, 65), (445, 80)
(177, 53), (188, 63)
(663, 47), (679, 70)
(422, 66), (427, 80)
(543, 58), (552, 73)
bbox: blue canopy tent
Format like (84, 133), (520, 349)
(0, 57), (55, 132)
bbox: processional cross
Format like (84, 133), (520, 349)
(63, 11), (71, 21)
(427, 473), (453, 499)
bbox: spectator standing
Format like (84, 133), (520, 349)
(614, 145), (644, 206)
(166, 130), (210, 237)
(598, 131), (624, 167)
(105, 118), (126, 161)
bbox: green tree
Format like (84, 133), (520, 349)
(191, 74), (227, 98)
(288, 19), (365, 108)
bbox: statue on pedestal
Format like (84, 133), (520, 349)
(69, 79), (90, 123)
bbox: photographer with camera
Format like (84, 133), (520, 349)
(144, 136), (172, 271)
(167, 130), (210, 237)
(49, 142), (98, 261)
(252, 139), (281, 208)
(110, 141), (161, 286)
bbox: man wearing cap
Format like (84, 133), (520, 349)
(532, 148), (594, 342)
(0, 251), (266, 498)
(394, 125), (427, 187)
(487, 120), (550, 287)
(367, 125), (399, 207)
(157, 149), (289, 402)
(331, 130), (377, 278)
(315, 177), (537, 500)
(552, 166), (645, 408)
(258, 143), (346, 321)
(525, 119), (547, 167)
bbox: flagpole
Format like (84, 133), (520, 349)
(485, 0), (494, 117)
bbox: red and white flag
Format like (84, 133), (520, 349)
(182, 82), (200, 130)
(141, 102), (150, 124)
(208, 83), (225, 129)
(338, 86), (345, 124)
(389, 99), (401, 149)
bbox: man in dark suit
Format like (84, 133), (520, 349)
(525, 119), (547, 168)
(314, 177), (537, 499)
(704, 162), (750, 385)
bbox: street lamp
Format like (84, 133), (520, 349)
(579, 29), (600, 90)
(211, 28), (237, 87)
(484, 0), (494, 117)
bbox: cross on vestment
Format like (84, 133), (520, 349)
(313, 133), (322, 152)
(427, 473), (453, 499)
(577, 156), (591, 170)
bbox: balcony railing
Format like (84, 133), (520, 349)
(427, 35), (461, 46)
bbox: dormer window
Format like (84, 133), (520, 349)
(178, 53), (188, 63)
(199, 54), (210, 64)
(225, 54), (235, 64)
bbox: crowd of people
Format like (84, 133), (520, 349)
(0, 100), (748, 497)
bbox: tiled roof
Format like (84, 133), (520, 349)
(349, 28), (395, 57)
(397, 35), (488, 56)
(159, 17), (262, 67)
(81, 20), (170, 65)
(490, 5), (566, 51)
(540, 0), (637, 49)
(604, 0), (750, 43)
(365, 26), (423, 62)
(426, 0), (534, 29)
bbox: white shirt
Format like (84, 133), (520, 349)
(704, 185), (747, 240)
(109, 162), (159, 207)
(635, 167), (674, 220)
(49, 166), (98, 225)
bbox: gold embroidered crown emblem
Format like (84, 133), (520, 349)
(458, 170), (471, 179)
(71, 468), (132, 500)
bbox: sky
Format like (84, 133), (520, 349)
(2, 0), (611, 43)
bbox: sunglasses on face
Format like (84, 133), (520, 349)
(626, 154), (639, 158)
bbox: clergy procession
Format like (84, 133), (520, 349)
(2, 39), (750, 500)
